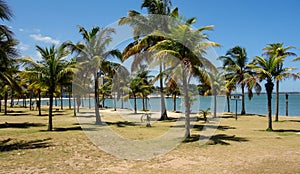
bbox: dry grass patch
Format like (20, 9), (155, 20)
(0, 107), (299, 173)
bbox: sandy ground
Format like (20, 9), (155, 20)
(0, 107), (299, 173)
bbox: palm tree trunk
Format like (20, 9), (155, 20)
(55, 97), (57, 107)
(24, 94), (27, 108)
(82, 96), (84, 107)
(0, 97), (2, 112)
(213, 92), (217, 118)
(38, 89), (41, 116)
(94, 72), (102, 125)
(73, 96), (76, 116)
(182, 71), (191, 138)
(113, 93), (117, 111)
(88, 93), (91, 109)
(173, 94), (176, 111)
(29, 90), (33, 111)
(159, 62), (168, 120)
(4, 91), (8, 115)
(145, 97), (148, 110)
(275, 80), (279, 122)
(68, 91), (71, 109)
(134, 94), (137, 114)
(10, 89), (14, 107)
(121, 91), (124, 109)
(60, 86), (63, 110)
(76, 96), (80, 113)
(102, 98), (105, 108)
(142, 95), (145, 111)
(48, 88), (54, 131)
(265, 81), (274, 131)
(241, 83), (246, 115)
(227, 95), (230, 112)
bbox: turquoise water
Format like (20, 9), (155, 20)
(39, 93), (300, 116)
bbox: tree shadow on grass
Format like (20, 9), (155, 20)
(39, 126), (96, 132)
(273, 129), (300, 133)
(0, 122), (46, 129)
(171, 124), (236, 131)
(105, 121), (137, 127)
(280, 120), (300, 123)
(53, 126), (83, 131)
(193, 124), (236, 131)
(156, 117), (181, 122)
(0, 138), (51, 152)
(5, 110), (30, 116)
(183, 134), (248, 145)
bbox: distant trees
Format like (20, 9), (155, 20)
(219, 46), (261, 115)
(20, 45), (76, 131)
(262, 43), (298, 121)
(248, 55), (295, 131)
(67, 26), (121, 125)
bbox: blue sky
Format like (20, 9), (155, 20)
(3, 0), (300, 92)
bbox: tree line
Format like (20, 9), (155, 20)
(0, 0), (299, 136)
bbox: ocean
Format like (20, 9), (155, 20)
(38, 93), (300, 116)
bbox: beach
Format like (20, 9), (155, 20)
(0, 107), (299, 173)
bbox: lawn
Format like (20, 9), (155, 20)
(0, 107), (299, 173)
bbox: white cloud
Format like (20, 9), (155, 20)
(18, 42), (30, 51)
(30, 33), (60, 45)
(19, 28), (24, 32)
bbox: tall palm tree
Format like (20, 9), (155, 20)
(248, 55), (295, 131)
(118, 0), (174, 120)
(67, 26), (120, 125)
(20, 44), (75, 131)
(219, 46), (259, 115)
(148, 17), (219, 138)
(262, 43), (297, 121)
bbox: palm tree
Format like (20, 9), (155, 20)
(135, 65), (154, 111)
(165, 77), (180, 111)
(0, 0), (13, 39)
(148, 17), (219, 138)
(262, 43), (297, 121)
(98, 77), (111, 108)
(20, 44), (75, 131)
(248, 55), (295, 131)
(58, 59), (76, 110)
(219, 46), (259, 115)
(224, 73), (236, 112)
(129, 75), (143, 113)
(19, 68), (46, 115)
(67, 26), (121, 125)
(0, 35), (20, 115)
(197, 68), (226, 118)
(112, 65), (130, 110)
(199, 107), (210, 122)
(118, 0), (174, 120)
